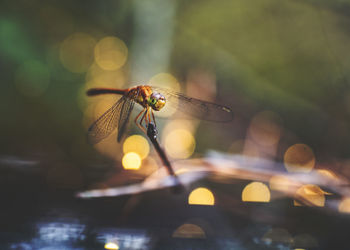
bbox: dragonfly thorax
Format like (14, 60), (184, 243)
(148, 92), (166, 111)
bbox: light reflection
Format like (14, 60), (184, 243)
(188, 187), (215, 205)
(105, 242), (119, 249)
(122, 152), (142, 170)
(338, 197), (350, 213)
(14, 60), (50, 97)
(317, 169), (338, 180)
(59, 32), (96, 73)
(242, 182), (270, 202)
(37, 222), (85, 242)
(284, 144), (315, 172)
(94, 36), (128, 71)
(123, 135), (150, 159)
(164, 129), (195, 159)
(294, 184), (325, 207)
(172, 223), (206, 238)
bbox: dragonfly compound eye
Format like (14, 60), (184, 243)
(150, 93), (166, 111)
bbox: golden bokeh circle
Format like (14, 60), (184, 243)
(123, 135), (150, 159)
(284, 144), (315, 173)
(242, 182), (271, 202)
(122, 152), (142, 170)
(188, 187), (215, 205)
(164, 129), (195, 159)
(60, 32), (96, 73)
(94, 36), (128, 71)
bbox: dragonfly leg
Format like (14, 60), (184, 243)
(135, 108), (147, 134)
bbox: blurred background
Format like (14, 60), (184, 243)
(1, 0), (350, 249)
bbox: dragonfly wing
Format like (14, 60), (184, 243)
(152, 87), (233, 122)
(117, 97), (135, 142)
(87, 97), (126, 144)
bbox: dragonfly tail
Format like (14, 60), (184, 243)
(86, 88), (126, 96)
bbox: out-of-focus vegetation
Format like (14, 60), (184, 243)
(1, 0), (350, 186)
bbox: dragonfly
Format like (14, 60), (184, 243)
(86, 85), (233, 144)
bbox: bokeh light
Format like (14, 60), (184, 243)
(188, 187), (215, 205)
(149, 72), (180, 90)
(123, 135), (150, 159)
(338, 197), (350, 213)
(172, 223), (206, 238)
(284, 144), (315, 172)
(294, 184), (325, 207)
(94, 36), (128, 71)
(104, 242), (119, 250)
(149, 73), (181, 117)
(242, 182), (271, 202)
(14, 60), (50, 97)
(248, 111), (282, 147)
(59, 32), (96, 73)
(164, 129), (196, 159)
(85, 63), (126, 88)
(122, 152), (142, 170)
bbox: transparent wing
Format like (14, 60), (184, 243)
(152, 87), (233, 122)
(117, 97), (135, 142)
(87, 96), (128, 144)
(117, 88), (139, 142)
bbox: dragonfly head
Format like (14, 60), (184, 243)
(149, 92), (166, 111)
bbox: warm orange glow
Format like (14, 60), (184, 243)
(123, 135), (150, 159)
(242, 182), (271, 202)
(262, 228), (292, 245)
(122, 152), (142, 170)
(269, 175), (296, 193)
(60, 33), (96, 73)
(173, 223), (206, 238)
(338, 197), (350, 213)
(14, 60), (50, 97)
(165, 129), (195, 159)
(249, 111), (281, 146)
(294, 184), (325, 207)
(284, 144), (315, 172)
(94, 36), (127, 71)
(104, 242), (119, 249)
(188, 187), (215, 205)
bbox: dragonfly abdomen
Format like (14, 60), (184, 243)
(86, 88), (127, 96)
